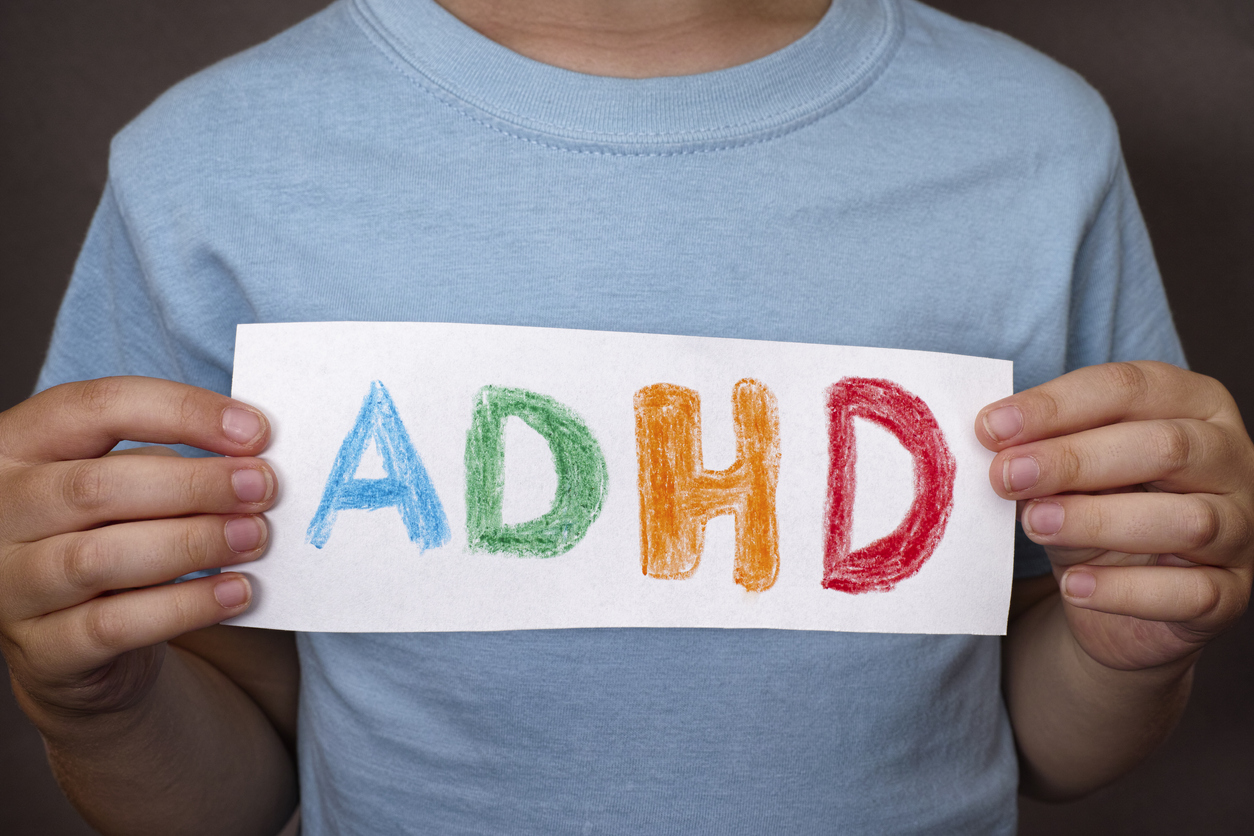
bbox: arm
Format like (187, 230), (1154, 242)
(0, 378), (298, 835)
(20, 638), (298, 836)
(1004, 575), (1194, 799)
(981, 363), (1253, 800)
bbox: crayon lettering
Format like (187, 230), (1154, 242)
(635, 379), (781, 592)
(307, 380), (450, 550)
(822, 378), (956, 593)
(465, 386), (608, 558)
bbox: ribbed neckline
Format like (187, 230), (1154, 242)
(351, 0), (903, 154)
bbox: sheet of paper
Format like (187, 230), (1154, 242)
(228, 322), (1014, 635)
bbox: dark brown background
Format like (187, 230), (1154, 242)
(1, 1), (1250, 833)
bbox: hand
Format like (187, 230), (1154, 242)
(977, 362), (1254, 672)
(0, 377), (276, 723)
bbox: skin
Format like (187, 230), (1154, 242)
(433, 0), (833, 77)
(986, 361), (1254, 797)
(1, 3), (1250, 831)
(0, 380), (298, 836)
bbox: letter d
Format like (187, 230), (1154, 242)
(823, 378), (956, 593)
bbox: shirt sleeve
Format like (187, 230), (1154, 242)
(36, 180), (222, 457)
(39, 182), (180, 391)
(1066, 157), (1188, 373)
(1013, 155), (1187, 580)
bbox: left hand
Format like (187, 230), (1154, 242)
(977, 361), (1254, 671)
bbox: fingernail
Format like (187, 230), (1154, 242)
(232, 469), (272, 503)
(1024, 501), (1064, 536)
(1003, 456), (1040, 493)
(984, 406), (1023, 442)
(1064, 570), (1096, 599)
(214, 576), (251, 609)
(222, 407), (264, 445)
(224, 516), (266, 553)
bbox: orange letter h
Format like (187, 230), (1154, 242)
(634, 379), (780, 592)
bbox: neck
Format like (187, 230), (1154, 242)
(432, 0), (832, 78)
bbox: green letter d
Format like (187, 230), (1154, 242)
(465, 386), (608, 558)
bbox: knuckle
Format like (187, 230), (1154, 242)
(169, 588), (202, 633)
(1151, 421), (1194, 475)
(1104, 362), (1152, 405)
(1187, 419), (1231, 464)
(83, 604), (126, 655)
(174, 388), (203, 430)
(1198, 373), (1236, 420)
(76, 378), (125, 417)
(1178, 497), (1223, 552)
(1225, 504), (1254, 553)
(61, 461), (110, 514)
(175, 462), (209, 509)
(1186, 575), (1223, 620)
(1209, 423), (1248, 474)
(1033, 389), (1063, 424)
(61, 535), (106, 594)
(176, 523), (212, 577)
(1083, 499), (1115, 542)
(1055, 444), (1085, 486)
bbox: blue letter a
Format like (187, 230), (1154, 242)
(307, 381), (451, 550)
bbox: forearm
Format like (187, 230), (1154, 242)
(1004, 587), (1195, 800)
(15, 645), (297, 836)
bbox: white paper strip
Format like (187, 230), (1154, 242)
(228, 322), (1014, 635)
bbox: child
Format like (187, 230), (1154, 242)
(1, 0), (1251, 833)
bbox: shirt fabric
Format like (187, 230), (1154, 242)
(38, 0), (1185, 832)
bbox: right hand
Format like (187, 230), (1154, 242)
(0, 377), (277, 723)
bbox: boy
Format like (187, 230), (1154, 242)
(1, 0), (1251, 833)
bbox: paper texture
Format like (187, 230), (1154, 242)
(228, 322), (1014, 635)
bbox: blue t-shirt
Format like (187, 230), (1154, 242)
(38, 0), (1185, 832)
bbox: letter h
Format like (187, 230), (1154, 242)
(634, 379), (780, 592)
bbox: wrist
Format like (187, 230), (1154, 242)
(11, 673), (159, 753)
(7, 648), (175, 753)
(1064, 628), (1199, 703)
(1008, 590), (1199, 799)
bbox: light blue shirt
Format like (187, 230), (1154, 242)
(39, 0), (1184, 831)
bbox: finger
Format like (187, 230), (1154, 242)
(990, 418), (1242, 498)
(7, 454), (276, 541)
(3, 515), (268, 619)
(2, 377), (270, 464)
(1060, 564), (1248, 632)
(1021, 493), (1252, 565)
(976, 362), (1238, 450)
(25, 573), (252, 677)
(105, 446), (182, 458)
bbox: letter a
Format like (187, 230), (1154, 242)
(464, 386), (608, 558)
(634, 379), (780, 592)
(823, 378), (956, 593)
(307, 381), (450, 550)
